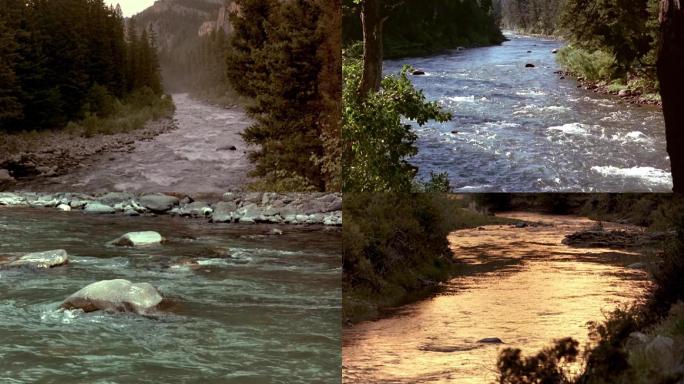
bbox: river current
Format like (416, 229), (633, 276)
(0, 208), (341, 383)
(386, 33), (671, 192)
(343, 213), (652, 383)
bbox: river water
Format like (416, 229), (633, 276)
(385, 34), (671, 192)
(0, 208), (341, 383)
(343, 213), (652, 383)
(18, 94), (254, 193)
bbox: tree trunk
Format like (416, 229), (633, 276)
(658, 0), (684, 192)
(358, 0), (384, 97)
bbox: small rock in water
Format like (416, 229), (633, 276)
(217, 145), (238, 151)
(627, 262), (648, 269)
(110, 231), (164, 247)
(451, 130), (459, 134)
(478, 337), (504, 344)
(456, 46), (466, 51)
(84, 202), (116, 214)
(412, 70), (426, 76)
(527, 50), (532, 53)
(552, 49), (559, 54)
(525, 63), (535, 68)
(57, 204), (71, 212)
(6, 249), (69, 269)
(61, 279), (163, 315)
(270, 228), (284, 235)
(618, 89), (632, 97)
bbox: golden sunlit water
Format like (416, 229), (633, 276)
(343, 213), (652, 383)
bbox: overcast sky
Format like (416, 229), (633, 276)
(106, 0), (156, 17)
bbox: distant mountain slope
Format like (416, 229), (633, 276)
(133, 0), (232, 92)
(135, 0), (226, 51)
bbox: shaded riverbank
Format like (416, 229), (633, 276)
(343, 212), (656, 383)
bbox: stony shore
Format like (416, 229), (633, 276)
(554, 70), (662, 108)
(0, 191), (342, 226)
(0, 118), (177, 187)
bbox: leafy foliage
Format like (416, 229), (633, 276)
(342, 53), (451, 192)
(498, 337), (580, 384)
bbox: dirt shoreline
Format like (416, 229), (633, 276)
(0, 118), (177, 190)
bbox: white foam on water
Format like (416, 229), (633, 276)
(591, 166), (673, 185)
(547, 123), (596, 136)
(444, 95), (478, 103)
(610, 131), (653, 144)
(516, 90), (546, 97)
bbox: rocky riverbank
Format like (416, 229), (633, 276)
(0, 118), (177, 188)
(554, 70), (662, 108)
(0, 191), (342, 226)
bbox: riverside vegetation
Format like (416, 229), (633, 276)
(498, 0), (662, 103)
(342, 194), (516, 323)
(491, 194), (684, 383)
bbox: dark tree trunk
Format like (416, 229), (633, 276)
(658, 0), (684, 192)
(358, 0), (385, 97)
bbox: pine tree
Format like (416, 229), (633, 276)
(226, 0), (276, 98)
(0, 19), (23, 128)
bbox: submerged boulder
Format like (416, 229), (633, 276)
(525, 63), (536, 68)
(412, 70), (426, 76)
(5, 249), (69, 269)
(110, 231), (164, 247)
(61, 279), (163, 314)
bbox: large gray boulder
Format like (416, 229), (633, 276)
(5, 250), (69, 268)
(211, 201), (237, 223)
(98, 192), (135, 207)
(139, 194), (179, 213)
(110, 231), (164, 247)
(61, 279), (163, 314)
(84, 202), (116, 214)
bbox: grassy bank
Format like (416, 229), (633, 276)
(0, 89), (175, 174)
(1, 88), (174, 151)
(343, 194), (516, 324)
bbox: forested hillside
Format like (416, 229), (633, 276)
(343, 0), (505, 58)
(0, 0), (166, 133)
(496, 0), (565, 35)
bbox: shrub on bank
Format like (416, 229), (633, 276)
(557, 46), (617, 82)
(343, 194), (514, 323)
